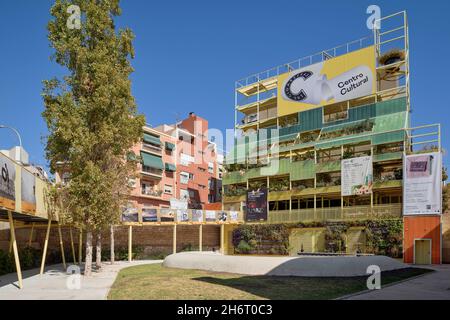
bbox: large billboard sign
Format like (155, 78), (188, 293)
(21, 168), (36, 214)
(341, 156), (373, 196)
(246, 188), (268, 222)
(0, 154), (16, 211)
(403, 152), (442, 215)
(277, 46), (376, 117)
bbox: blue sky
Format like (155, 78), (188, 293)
(1, 0), (449, 170)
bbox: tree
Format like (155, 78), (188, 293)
(42, 0), (145, 276)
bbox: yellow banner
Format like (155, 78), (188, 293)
(277, 46), (376, 117)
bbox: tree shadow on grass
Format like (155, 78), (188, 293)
(192, 268), (433, 300)
(192, 275), (366, 300)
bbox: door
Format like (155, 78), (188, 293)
(414, 239), (431, 265)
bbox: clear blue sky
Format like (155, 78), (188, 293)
(0, 0), (449, 170)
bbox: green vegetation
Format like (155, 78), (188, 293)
(0, 247), (66, 276)
(42, 0), (145, 275)
(232, 219), (404, 257)
(108, 263), (432, 300)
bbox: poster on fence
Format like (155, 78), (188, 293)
(0, 154), (16, 211)
(122, 206), (139, 222)
(246, 188), (268, 222)
(205, 210), (216, 222)
(218, 211), (227, 222)
(403, 152), (442, 215)
(177, 209), (189, 222)
(192, 209), (203, 222)
(160, 208), (175, 222)
(21, 168), (36, 214)
(142, 208), (158, 222)
(341, 156), (373, 196)
(230, 211), (239, 222)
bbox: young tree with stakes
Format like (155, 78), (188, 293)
(42, 0), (145, 276)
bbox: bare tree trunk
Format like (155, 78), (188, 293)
(84, 231), (93, 276)
(110, 225), (115, 264)
(96, 232), (102, 269)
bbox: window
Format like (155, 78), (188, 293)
(198, 167), (206, 172)
(62, 172), (71, 185)
(164, 185), (173, 194)
(208, 162), (214, 174)
(142, 182), (161, 197)
(180, 172), (189, 184)
(189, 173), (194, 180)
(180, 153), (194, 166)
(180, 189), (189, 200)
(127, 178), (136, 188)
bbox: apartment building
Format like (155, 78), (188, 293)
(130, 112), (222, 212)
(56, 113), (222, 213)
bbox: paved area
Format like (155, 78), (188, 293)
(163, 252), (408, 277)
(344, 264), (450, 300)
(0, 260), (162, 300)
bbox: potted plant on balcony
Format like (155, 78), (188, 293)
(378, 49), (405, 74)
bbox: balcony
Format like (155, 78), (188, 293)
(141, 188), (163, 198)
(142, 166), (163, 178)
(266, 204), (402, 224)
(142, 143), (163, 155)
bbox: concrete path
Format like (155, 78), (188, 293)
(0, 260), (162, 300)
(344, 265), (450, 300)
(163, 252), (408, 277)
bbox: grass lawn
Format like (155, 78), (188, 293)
(107, 264), (433, 300)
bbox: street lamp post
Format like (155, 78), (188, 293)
(0, 125), (22, 149)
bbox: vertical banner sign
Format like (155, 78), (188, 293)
(403, 152), (442, 215)
(0, 154), (16, 211)
(246, 188), (268, 222)
(342, 156), (373, 196)
(21, 168), (36, 214)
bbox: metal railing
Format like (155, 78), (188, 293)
(235, 36), (373, 89)
(266, 204), (402, 224)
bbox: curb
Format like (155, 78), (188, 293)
(335, 269), (435, 300)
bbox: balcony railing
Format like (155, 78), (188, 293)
(142, 189), (163, 198)
(142, 166), (163, 177)
(142, 143), (163, 155)
(266, 204), (402, 224)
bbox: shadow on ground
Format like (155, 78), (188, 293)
(192, 268), (433, 300)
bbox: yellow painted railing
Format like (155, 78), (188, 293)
(265, 204), (402, 224)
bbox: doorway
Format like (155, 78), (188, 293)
(414, 239), (432, 265)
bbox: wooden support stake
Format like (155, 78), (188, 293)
(128, 225), (133, 262)
(199, 224), (203, 252)
(220, 224), (225, 254)
(78, 229), (83, 266)
(69, 227), (77, 264)
(40, 218), (52, 276)
(58, 225), (66, 270)
(173, 224), (177, 254)
(8, 211), (23, 289)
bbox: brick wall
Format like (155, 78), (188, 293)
(0, 225), (220, 258)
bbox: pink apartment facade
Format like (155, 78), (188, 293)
(56, 113), (222, 213)
(129, 112), (222, 212)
